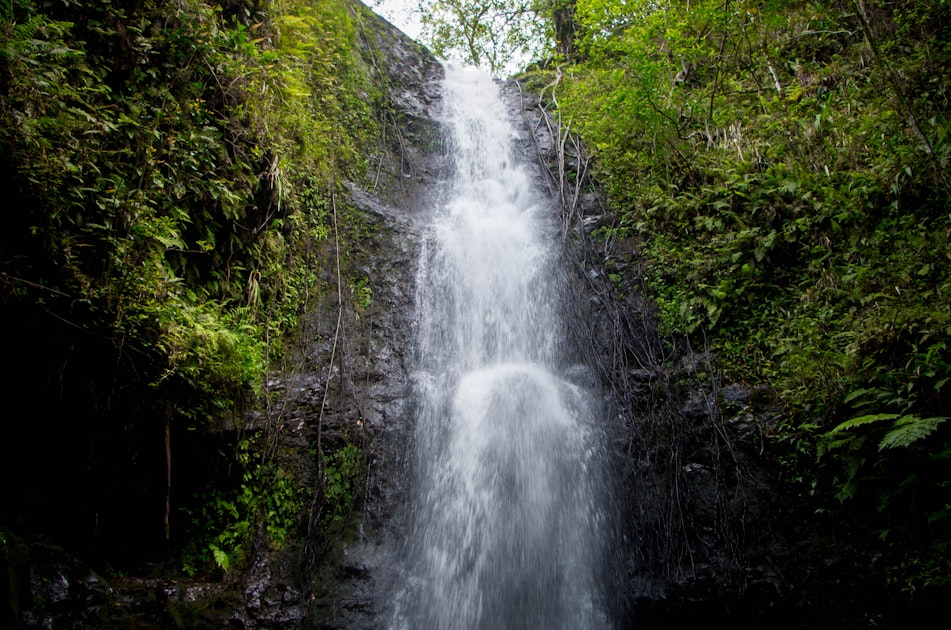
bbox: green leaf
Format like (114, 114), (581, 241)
(878, 416), (949, 451)
(155, 230), (185, 250)
(928, 505), (951, 524)
(843, 388), (871, 404)
(209, 544), (230, 572)
(829, 413), (900, 435)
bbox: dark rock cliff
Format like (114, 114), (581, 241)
(296, 11), (445, 628)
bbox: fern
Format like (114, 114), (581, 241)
(209, 543), (230, 572)
(830, 413), (948, 449)
(12, 14), (49, 42)
(878, 416), (949, 451)
(829, 413), (900, 435)
(842, 388), (872, 404)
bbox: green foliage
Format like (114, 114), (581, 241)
(879, 415), (947, 450)
(550, 0), (951, 600)
(182, 439), (304, 576)
(831, 412), (950, 452)
(323, 443), (363, 525)
(0, 0), (382, 419)
(0, 0), (387, 573)
(350, 276), (372, 311)
(417, 0), (554, 75)
(829, 413), (903, 438)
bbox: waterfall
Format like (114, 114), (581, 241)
(391, 65), (615, 629)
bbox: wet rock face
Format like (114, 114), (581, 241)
(22, 543), (112, 629)
(351, 7), (446, 218)
(282, 8), (446, 630)
(17, 542), (243, 629)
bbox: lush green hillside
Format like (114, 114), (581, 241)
(0, 0), (389, 583)
(544, 0), (950, 605)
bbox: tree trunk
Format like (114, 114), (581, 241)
(552, 0), (578, 61)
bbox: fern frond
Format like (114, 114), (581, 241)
(878, 416), (949, 451)
(843, 388), (871, 404)
(829, 413), (900, 435)
(13, 14), (48, 42)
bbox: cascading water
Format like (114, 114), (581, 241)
(391, 65), (616, 629)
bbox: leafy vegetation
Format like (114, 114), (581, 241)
(182, 439), (304, 576)
(413, 0), (581, 74)
(532, 0), (950, 604)
(418, 0), (549, 74)
(322, 443), (364, 526)
(0, 0), (385, 579)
